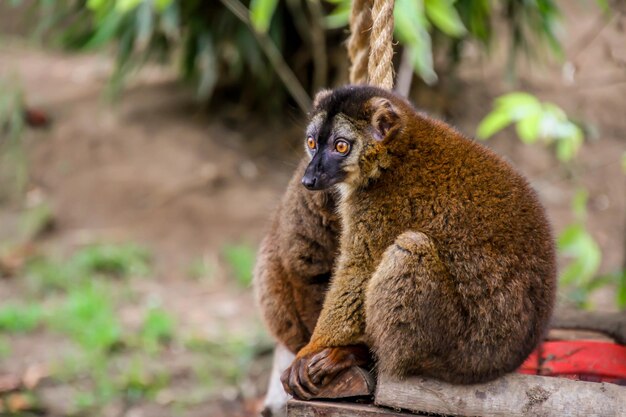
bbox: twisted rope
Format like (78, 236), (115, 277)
(347, 0), (395, 89)
(368, 0), (395, 89)
(348, 0), (373, 84)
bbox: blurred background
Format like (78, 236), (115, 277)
(0, 0), (624, 416)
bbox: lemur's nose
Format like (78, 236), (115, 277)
(301, 176), (317, 189)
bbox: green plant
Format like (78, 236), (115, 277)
(117, 357), (170, 402)
(222, 243), (255, 287)
(328, 0), (562, 85)
(50, 282), (122, 352)
(70, 243), (150, 277)
(557, 190), (602, 306)
(187, 332), (264, 387)
(14, 0), (574, 110)
(0, 242), (183, 413)
(25, 243), (151, 294)
(0, 303), (43, 333)
(477, 92), (584, 161)
(138, 306), (175, 353)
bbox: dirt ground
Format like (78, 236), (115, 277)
(0, 1), (624, 416)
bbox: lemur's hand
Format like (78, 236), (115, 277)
(280, 345), (370, 400)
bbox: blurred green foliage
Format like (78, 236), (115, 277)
(26, 243), (150, 294)
(222, 243), (255, 287)
(0, 242), (269, 413)
(186, 330), (268, 388)
(139, 306), (176, 353)
(557, 190), (602, 306)
(70, 243), (151, 277)
(0, 303), (43, 333)
(13, 0), (565, 107)
(478, 92), (583, 162)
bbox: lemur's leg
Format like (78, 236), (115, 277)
(365, 231), (456, 380)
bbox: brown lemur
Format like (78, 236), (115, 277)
(254, 156), (339, 355)
(269, 85), (558, 399)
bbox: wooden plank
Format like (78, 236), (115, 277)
(288, 399), (416, 417)
(375, 373), (626, 417)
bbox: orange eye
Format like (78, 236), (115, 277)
(334, 139), (350, 154)
(307, 136), (316, 150)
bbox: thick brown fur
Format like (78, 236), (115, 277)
(277, 85), (557, 399)
(255, 87), (556, 398)
(253, 158), (339, 354)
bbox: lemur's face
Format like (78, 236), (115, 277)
(301, 86), (402, 191)
(301, 112), (364, 191)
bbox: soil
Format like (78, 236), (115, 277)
(0, 1), (624, 416)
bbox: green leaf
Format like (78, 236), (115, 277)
(558, 223), (601, 288)
(222, 244), (255, 287)
(83, 10), (124, 50)
(559, 261), (584, 286)
(424, 0), (467, 37)
(409, 44), (437, 85)
(515, 111), (541, 144)
(116, 0), (143, 13)
(53, 282), (122, 351)
(557, 223), (584, 249)
(154, 0), (173, 12)
(0, 304), (43, 333)
(617, 270), (626, 309)
(585, 273), (618, 293)
(87, 0), (109, 12)
(395, 0), (438, 85)
(571, 188), (588, 221)
(621, 152), (626, 174)
(135, 1), (154, 48)
(250, 0), (279, 33)
(555, 133), (580, 162)
(324, 2), (351, 29)
(494, 92), (541, 119)
(140, 307), (175, 352)
(476, 109), (512, 140)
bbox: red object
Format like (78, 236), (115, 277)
(24, 108), (51, 128)
(518, 340), (626, 385)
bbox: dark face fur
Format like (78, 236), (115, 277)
(301, 112), (361, 190)
(301, 86), (402, 191)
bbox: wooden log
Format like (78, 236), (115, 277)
(375, 373), (626, 417)
(287, 399), (416, 416)
(551, 309), (626, 344)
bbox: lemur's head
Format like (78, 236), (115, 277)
(302, 85), (407, 191)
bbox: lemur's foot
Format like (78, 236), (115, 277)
(313, 366), (375, 399)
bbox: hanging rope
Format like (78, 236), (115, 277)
(348, 0), (395, 89)
(348, 0), (373, 85)
(367, 0), (395, 89)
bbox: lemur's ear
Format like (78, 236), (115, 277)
(368, 97), (400, 141)
(312, 89), (332, 109)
